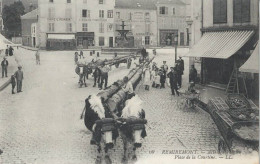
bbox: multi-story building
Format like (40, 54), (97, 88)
(0, 0), (3, 31)
(114, 0), (158, 48)
(21, 9), (38, 47)
(156, 0), (187, 46)
(186, 0), (259, 100)
(38, 0), (115, 50)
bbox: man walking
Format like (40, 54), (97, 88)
(99, 62), (110, 90)
(15, 66), (24, 93)
(167, 67), (179, 96)
(1, 57), (8, 78)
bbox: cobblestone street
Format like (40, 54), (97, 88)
(0, 48), (221, 164)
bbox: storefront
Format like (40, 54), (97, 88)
(46, 33), (76, 50)
(185, 30), (256, 85)
(76, 32), (95, 49)
(159, 29), (178, 46)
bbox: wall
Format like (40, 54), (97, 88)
(21, 19), (37, 46)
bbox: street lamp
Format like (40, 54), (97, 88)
(174, 34), (178, 62)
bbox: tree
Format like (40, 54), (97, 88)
(2, 1), (25, 38)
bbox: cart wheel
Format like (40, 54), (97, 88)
(218, 139), (227, 154)
(127, 59), (131, 69)
(115, 63), (119, 68)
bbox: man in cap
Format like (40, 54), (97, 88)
(14, 66), (24, 93)
(167, 67), (179, 96)
(1, 57), (8, 78)
(99, 62), (110, 90)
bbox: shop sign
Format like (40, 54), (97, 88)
(48, 18), (72, 21)
(79, 18), (107, 21)
(136, 32), (154, 36)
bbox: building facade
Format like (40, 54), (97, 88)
(115, 0), (158, 47)
(38, 0), (115, 50)
(0, 0), (3, 31)
(156, 0), (187, 46)
(188, 0), (259, 99)
(21, 9), (38, 47)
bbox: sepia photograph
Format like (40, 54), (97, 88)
(0, 0), (259, 163)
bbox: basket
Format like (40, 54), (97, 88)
(231, 121), (259, 143)
(228, 108), (259, 121)
(226, 94), (251, 109)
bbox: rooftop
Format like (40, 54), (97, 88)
(21, 8), (38, 20)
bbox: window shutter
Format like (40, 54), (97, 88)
(213, 0), (220, 23)
(88, 10), (90, 18)
(165, 7), (168, 15)
(142, 36), (145, 45)
(150, 37), (153, 45)
(219, 0), (227, 23)
(242, 0), (250, 22)
(233, 0), (242, 23)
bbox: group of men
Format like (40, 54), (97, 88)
(5, 45), (14, 56)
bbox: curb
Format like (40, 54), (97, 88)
(0, 78), (11, 92)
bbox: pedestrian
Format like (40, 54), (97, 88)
(99, 62), (110, 90)
(1, 57), (8, 78)
(35, 50), (40, 65)
(5, 45), (9, 56)
(79, 50), (84, 59)
(74, 52), (79, 64)
(121, 76), (135, 100)
(153, 49), (156, 56)
(14, 66), (24, 93)
(189, 64), (198, 84)
(11, 74), (16, 94)
(151, 68), (160, 88)
(176, 62), (183, 88)
(9, 46), (14, 56)
(159, 67), (166, 88)
(152, 62), (157, 71)
(141, 47), (147, 59)
(167, 67), (179, 96)
(143, 64), (151, 91)
(162, 61), (168, 74)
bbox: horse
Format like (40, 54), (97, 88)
(117, 95), (147, 163)
(83, 95), (119, 164)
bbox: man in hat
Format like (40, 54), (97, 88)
(189, 64), (197, 84)
(99, 62), (110, 90)
(167, 67), (179, 96)
(1, 57), (8, 78)
(160, 61), (168, 88)
(14, 66), (24, 93)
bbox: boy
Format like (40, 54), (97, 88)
(11, 74), (16, 94)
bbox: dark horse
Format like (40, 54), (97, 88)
(83, 95), (119, 164)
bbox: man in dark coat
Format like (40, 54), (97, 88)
(5, 45), (9, 56)
(189, 64), (198, 84)
(9, 46), (14, 56)
(176, 59), (184, 88)
(1, 57), (8, 78)
(14, 66), (24, 93)
(167, 67), (179, 96)
(11, 74), (16, 94)
(159, 67), (166, 88)
(141, 47), (147, 59)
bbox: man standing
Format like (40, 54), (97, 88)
(11, 74), (16, 94)
(99, 62), (110, 90)
(160, 61), (168, 88)
(189, 64), (198, 84)
(176, 59), (184, 88)
(79, 50), (84, 59)
(1, 57), (8, 78)
(9, 46), (14, 56)
(5, 45), (9, 56)
(141, 47), (147, 59)
(15, 66), (24, 93)
(35, 50), (40, 65)
(167, 67), (179, 96)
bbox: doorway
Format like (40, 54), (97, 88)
(33, 37), (36, 47)
(109, 37), (113, 47)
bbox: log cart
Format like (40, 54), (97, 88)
(207, 95), (259, 154)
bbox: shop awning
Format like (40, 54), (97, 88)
(47, 34), (75, 40)
(184, 30), (255, 59)
(239, 43), (259, 73)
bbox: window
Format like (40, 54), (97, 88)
(67, 23), (72, 32)
(159, 6), (168, 15)
(49, 0), (53, 2)
(233, 0), (250, 23)
(99, 10), (104, 18)
(145, 36), (150, 45)
(107, 10), (113, 18)
(67, 0), (71, 3)
(82, 9), (90, 18)
(48, 23), (55, 32)
(99, 0), (104, 4)
(173, 8), (175, 15)
(65, 8), (72, 18)
(213, 0), (227, 23)
(116, 12), (120, 19)
(99, 37), (104, 46)
(48, 8), (55, 18)
(82, 23), (88, 31)
(83, 0), (87, 3)
(145, 23), (150, 33)
(99, 22), (104, 33)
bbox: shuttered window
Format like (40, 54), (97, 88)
(233, 0), (250, 23)
(213, 0), (227, 24)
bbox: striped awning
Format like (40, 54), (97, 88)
(184, 30), (255, 59)
(239, 43), (259, 73)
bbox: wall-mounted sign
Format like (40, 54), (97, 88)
(48, 18), (72, 21)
